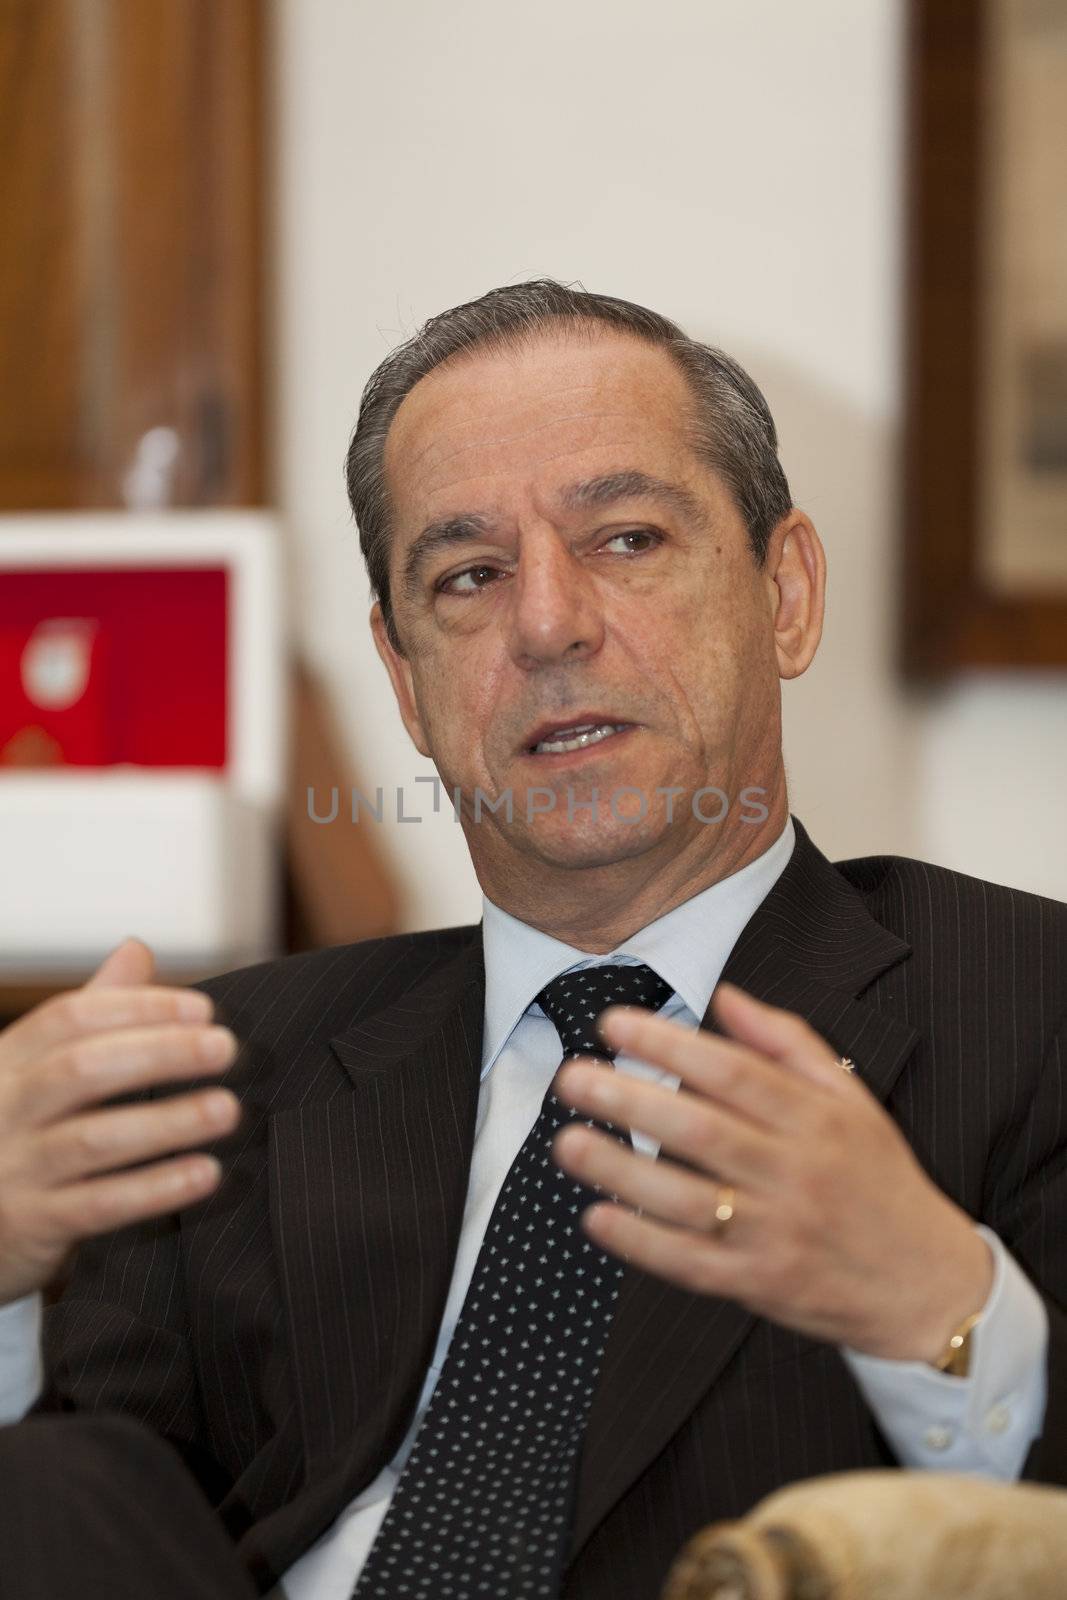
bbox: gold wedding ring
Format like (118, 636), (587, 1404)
(712, 1184), (736, 1232)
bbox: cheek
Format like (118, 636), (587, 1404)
(409, 646), (501, 766)
(626, 586), (735, 679)
(630, 577), (770, 718)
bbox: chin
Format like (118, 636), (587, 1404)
(517, 812), (668, 871)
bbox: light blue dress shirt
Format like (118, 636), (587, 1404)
(0, 815), (1050, 1598)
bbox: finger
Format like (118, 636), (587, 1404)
(2, 986), (215, 1074)
(710, 983), (854, 1091)
(48, 1153), (225, 1242)
(594, 1008), (818, 1133)
(84, 937), (156, 989)
(552, 1122), (749, 1231)
(579, 1197), (741, 1298)
(14, 1023), (238, 1125)
(552, 1060), (780, 1181)
(33, 1086), (242, 1185)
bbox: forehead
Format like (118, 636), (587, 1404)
(382, 330), (701, 523)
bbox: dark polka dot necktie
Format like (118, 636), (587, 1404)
(351, 962), (673, 1600)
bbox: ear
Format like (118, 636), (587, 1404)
(371, 603), (432, 757)
(763, 510), (826, 680)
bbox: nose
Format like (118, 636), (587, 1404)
(507, 527), (605, 669)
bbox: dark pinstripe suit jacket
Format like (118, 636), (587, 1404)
(38, 816), (1067, 1599)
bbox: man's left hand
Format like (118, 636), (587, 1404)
(551, 981), (994, 1363)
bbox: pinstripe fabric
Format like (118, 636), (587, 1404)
(36, 817), (1067, 1600)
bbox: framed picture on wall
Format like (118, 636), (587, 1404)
(902, 0), (1067, 677)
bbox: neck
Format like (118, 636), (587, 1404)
(477, 784), (790, 953)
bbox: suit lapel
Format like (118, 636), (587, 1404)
(269, 938), (485, 1490)
(567, 816), (920, 1560)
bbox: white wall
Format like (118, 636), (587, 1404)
(273, 0), (1067, 930)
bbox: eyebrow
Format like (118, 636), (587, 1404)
(401, 469), (708, 599)
(559, 470), (708, 526)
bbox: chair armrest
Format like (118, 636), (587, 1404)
(660, 1469), (1067, 1600)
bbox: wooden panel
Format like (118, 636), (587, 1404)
(284, 660), (403, 949)
(0, 0), (264, 510)
(0, 3), (85, 505)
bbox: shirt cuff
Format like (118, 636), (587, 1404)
(0, 1292), (44, 1424)
(839, 1224), (1048, 1478)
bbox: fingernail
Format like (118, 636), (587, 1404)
(178, 992), (214, 1022)
(186, 1156), (222, 1187)
(203, 1089), (239, 1122)
(199, 1026), (237, 1064)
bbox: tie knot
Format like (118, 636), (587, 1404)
(536, 962), (673, 1061)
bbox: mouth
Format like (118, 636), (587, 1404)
(520, 717), (636, 758)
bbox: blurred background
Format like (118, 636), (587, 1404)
(2, 0), (1065, 1019)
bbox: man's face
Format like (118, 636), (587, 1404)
(373, 329), (792, 886)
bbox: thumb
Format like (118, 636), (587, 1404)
(84, 936), (156, 989)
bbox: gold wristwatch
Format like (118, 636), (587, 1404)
(930, 1310), (983, 1377)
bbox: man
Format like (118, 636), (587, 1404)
(0, 280), (1064, 1600)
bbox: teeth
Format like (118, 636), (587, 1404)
(534, 723), (624, 754)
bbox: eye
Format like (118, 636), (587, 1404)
(434, 530), (658, 596)
(436, 562), (506, 596)
(599, 528), (661, 556)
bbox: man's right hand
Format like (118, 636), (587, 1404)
(0, 937), (241, 1307)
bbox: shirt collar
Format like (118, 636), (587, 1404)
(479, 816), (795, 1076)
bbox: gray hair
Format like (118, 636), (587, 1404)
(344, 280), (792, 649)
